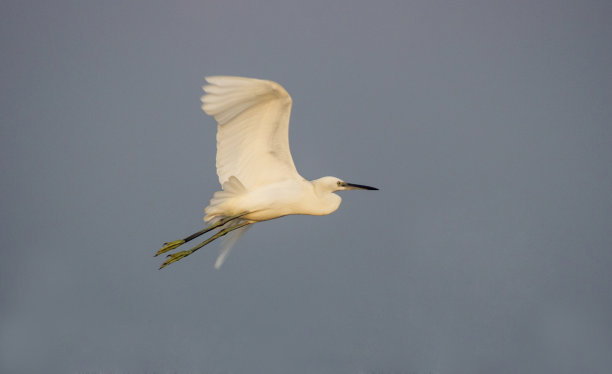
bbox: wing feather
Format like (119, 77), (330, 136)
(201, 76), (303, 189)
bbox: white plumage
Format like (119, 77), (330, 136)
(156, 76), (377, 269)
(201, 76), (302, 189)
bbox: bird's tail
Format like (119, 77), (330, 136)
(204, 176), (247, 222)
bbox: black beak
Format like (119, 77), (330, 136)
(343, 182), (379, 191)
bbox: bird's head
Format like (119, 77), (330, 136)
(314, 176), (379, 193)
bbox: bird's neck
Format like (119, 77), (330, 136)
(309, 181), (342, 216)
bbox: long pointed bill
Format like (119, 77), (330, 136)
(343, 182), (379, 191)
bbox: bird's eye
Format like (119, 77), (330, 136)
(337, 181), (342, 186)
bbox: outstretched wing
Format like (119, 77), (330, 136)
(214, 220), (252, 269)
(201, 76), (303, 189)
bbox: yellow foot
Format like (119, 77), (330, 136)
(159, 250), (191, 269)
(155, 240), (185, 257)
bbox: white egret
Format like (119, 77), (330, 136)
(156, 76), (377, 269)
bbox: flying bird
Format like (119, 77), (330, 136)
(156, 76), (377, 269)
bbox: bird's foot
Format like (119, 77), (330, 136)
(155, 240), (185, 257)
(159, 250), (192, 269)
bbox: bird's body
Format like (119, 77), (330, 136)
(156, 76), (377, 269)
(205, 177), (342, 222)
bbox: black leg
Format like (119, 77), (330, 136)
(159, 221), (251, 269)
(155, 212), (249, 256)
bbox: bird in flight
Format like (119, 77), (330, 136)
(156, 76), (377, 269)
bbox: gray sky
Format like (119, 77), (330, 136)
(2, 1), (611, 373)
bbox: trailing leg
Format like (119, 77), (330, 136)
(159, 221), (251, 269)
(154, 212), (249, 256)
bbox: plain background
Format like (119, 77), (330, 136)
(2, 1), (611, 373)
